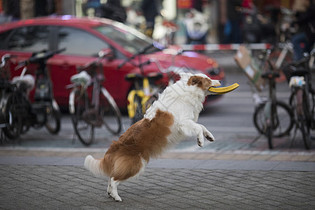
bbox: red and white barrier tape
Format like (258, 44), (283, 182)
(180, 43), (272, 51)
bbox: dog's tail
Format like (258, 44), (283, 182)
(84, 155), (105, 177)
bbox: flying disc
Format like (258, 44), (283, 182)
(208, 83), (239, 94)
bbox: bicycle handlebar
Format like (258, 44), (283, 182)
(16, 48), (66, 69)
(0, 54), (17, 68)
(138, 60), (151, 69)
(118, 44), (154, 69)
(289, 54), (312, 68)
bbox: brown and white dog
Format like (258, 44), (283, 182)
(84, 73), (221, 201)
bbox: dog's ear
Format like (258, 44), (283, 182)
(188, 76), (202, 86)
(179, 72), (193, 81)
(187, 76), (212, 90)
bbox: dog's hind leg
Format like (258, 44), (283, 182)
(107, 178), (112, 197)
(109, 177), (122, 202)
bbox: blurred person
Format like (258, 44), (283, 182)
(2, 0), (20, 20)
(83, 0), (102, 17)
(101, 0), (126, 23)
(184, 9), (209, 44)
(291, 0), (315, 61)
(35, 0), (56, 17)
(220, 0), (243, 44)
(192, 0), (203, 12)
(140, 0), (160, 37)
(21, 0), (34, 19)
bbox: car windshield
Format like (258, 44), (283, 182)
(94, 25), (163, 54)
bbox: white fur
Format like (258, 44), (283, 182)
(84, 155), (105, 177)
(145, 72), (217, 147)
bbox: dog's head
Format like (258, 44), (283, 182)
(180, 73), (221, 95)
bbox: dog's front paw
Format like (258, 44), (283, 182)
(197, 138), (204, 147)
(205, 135), (215, 142)
(204, 131), (215, 142)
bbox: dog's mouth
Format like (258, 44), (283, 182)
(210, 80), (221, 88)
(207, 80), (221, 94)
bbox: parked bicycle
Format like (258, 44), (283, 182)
(236, 47), (294, 149)
(253, 56), (294, 149)
(121, 47), (187, 124)
(0, 54), (21, 141)
(118, 44), (164, 124)
(124, 60), (163, 124)
(12, 48), (64, 136)
(68, 49), (122, 146)
(285, 51), (315, 149)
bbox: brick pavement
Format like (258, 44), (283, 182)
(1, 148), (315, 209)
(1, 164), (315, 209)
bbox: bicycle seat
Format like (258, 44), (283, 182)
(71, 71), (91, 86)
(125, 73), (143, 82)
(11, 74), (35, 90)
(289, 68), (310, 77)
(146, 72), (163, 81)
(125, 72), (163, 82)
(261, 71), (280, 79)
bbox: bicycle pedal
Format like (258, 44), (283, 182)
(82, 111), (103, 127)
(93, 118), (103, 127)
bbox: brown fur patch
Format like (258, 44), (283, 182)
(187, 76), (212, 90)
(100, 109), (174, 181)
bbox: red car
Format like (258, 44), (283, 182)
(0, 16), (225, 110)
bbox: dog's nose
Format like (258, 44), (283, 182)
(212, 80), (221, 87)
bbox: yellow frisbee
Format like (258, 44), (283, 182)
(208, 83), (239, 94)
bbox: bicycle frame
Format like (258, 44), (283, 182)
(68, 50), (122, 145)
(275, 42), (293, 69)
(263, 71), (278, 143)
(124, 48), (186, 123)
(127, 77), (151, 118)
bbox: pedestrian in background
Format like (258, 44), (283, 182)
(220, 0), (243, 44)
(101, 0), (126, 23)
(2, 0), (20, 20)
(140, 0), (159, 38)
(291, 0), (315, 61)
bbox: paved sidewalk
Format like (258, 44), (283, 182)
(1, 149), (315, 209)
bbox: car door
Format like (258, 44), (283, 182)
(48, 25), (128, 108)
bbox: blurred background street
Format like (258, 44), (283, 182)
(1, 51), (314, 153)
(1, 0), (315, 209)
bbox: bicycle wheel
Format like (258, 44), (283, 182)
(2, 93), (22, 139)
(70, 89), (94, 146)
(100, 88), (122, 135)
(132, 94), (143, 124)
(290, 89), (312, 149)
(253, 100), (294, 138)
(45, 100), (61, 134)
